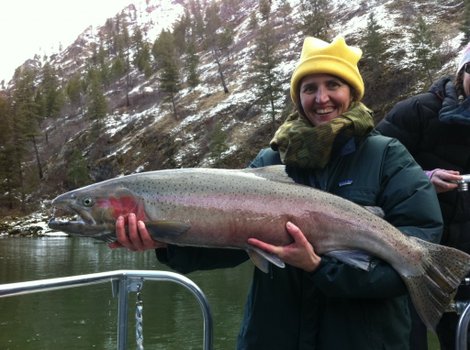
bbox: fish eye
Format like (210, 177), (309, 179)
(82, 197), (94, 207)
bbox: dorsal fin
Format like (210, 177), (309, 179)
(245, 165), (296, 184)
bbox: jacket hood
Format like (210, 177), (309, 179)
(428, 76), (454, 100)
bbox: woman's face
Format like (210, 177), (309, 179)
(299, 74), (353, 126)
(464, 64), (470, 96)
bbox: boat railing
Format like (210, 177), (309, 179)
(3, 270), (469, 350)
(454, 277), (470, 350)
(0, 270), (213, 350)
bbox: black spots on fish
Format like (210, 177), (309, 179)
(139, 180), (159, 192)
(145, 198), (158, 208)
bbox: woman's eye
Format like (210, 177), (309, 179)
(327, 81), (341, 89)
(303, 85), (316, 93)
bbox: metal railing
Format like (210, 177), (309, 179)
(455, 300), (470, 350)
(4, 270), (469, 350)
(451, 277), (470, 350)
(0, 270), (213, 350)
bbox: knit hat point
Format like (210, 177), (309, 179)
(290, 36), (365, 107)
(457, 42), (470, 74)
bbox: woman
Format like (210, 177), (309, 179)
(375, 42), (470, 350)
(111, 36), (443, 349)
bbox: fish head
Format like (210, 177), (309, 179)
(48, 182), (145, 242)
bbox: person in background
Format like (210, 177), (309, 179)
(110, 36), (443, 350)
(375, 42), (470, 350)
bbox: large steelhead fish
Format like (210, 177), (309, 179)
(48, 165), (470, 330)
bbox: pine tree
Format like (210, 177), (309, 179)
(66, 73), (83, 111)
(248, 11), (258, 30)
(461, 0), (470, 45)
(204, 3), (230, 93)
(252, 19), (284, 133)
(278, 0), (292, 21)
(37, 63), (64, 120)
(361, 12), (390, 89)
(133, 28), (153, 77)
(208, 121), (228, 157)
(359, 13), (395, 114)
(298, 0), (332, 40)
(97, 44), (111, 86)
(66, 148), (90, 189)
(173, 11), (191, 54)
(86, 68), (108, 135)
(0, 94), (17, 209)
(410, 15), (441, 85)
(10, 67), (41, 210)
(188, 0), (205, 40)
(153, 30), (181, 118)
(362, 14), (388, 68)
(112, 14), (124, 55)
(259, 0), (271, 21)
(112, 19), (132, 106)
(186, 37), (200, 88)
(110, 55), (127, 80)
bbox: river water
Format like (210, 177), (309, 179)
(0, 236), (253, 349)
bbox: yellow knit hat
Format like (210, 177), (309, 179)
(290, 36), (365, 106)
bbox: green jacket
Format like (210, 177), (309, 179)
(157, 134), (443, 350)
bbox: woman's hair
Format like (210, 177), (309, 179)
(338, 76), (360, 101)
(350, 86), (360, 102)
(455, 69), (465, 100)
(455, 42), (470, 100)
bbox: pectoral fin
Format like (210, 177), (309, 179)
(145, 220), (191, 240)
(247, 247), (285, 273)
(364, 206), (385, 218)
(326, 249), (373, 271)
(97, 233), (119, 243)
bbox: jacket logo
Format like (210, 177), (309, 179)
(338, 179), (353, 187)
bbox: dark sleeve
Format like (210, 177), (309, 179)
(156, 246), (249, 274)
(378, 138), (443, 243)
(310, 138), (443, 298)
(248, 147), (282, 168)
(310, 257), (408, 298)
(374, 93), (439, 155)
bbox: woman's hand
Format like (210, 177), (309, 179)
(108, 213), (167, 251)
(247, 221), (321, 272)
(427, 169), (461, 193)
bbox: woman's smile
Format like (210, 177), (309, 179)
(299, 74), (353, 126)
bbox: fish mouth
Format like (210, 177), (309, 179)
(48, 216), (88, 234)
(49, 202), (96, 226)
(47, 216), (116, 242)
(48, 216), (115, 241)
(48, 202), (111, 238)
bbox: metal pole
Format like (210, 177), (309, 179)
(0, 270), (213, 350)
(168, 273), (213, 350)
(456, 301), (470, 350)
(117, 275), (129, 350)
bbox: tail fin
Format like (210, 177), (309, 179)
(404, 237), (470, 331)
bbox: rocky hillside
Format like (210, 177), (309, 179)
(0, 0), (468, 232)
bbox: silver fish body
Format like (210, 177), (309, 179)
(48, 165), (470, 331)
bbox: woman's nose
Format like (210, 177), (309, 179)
(314, 87), (329, 103)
